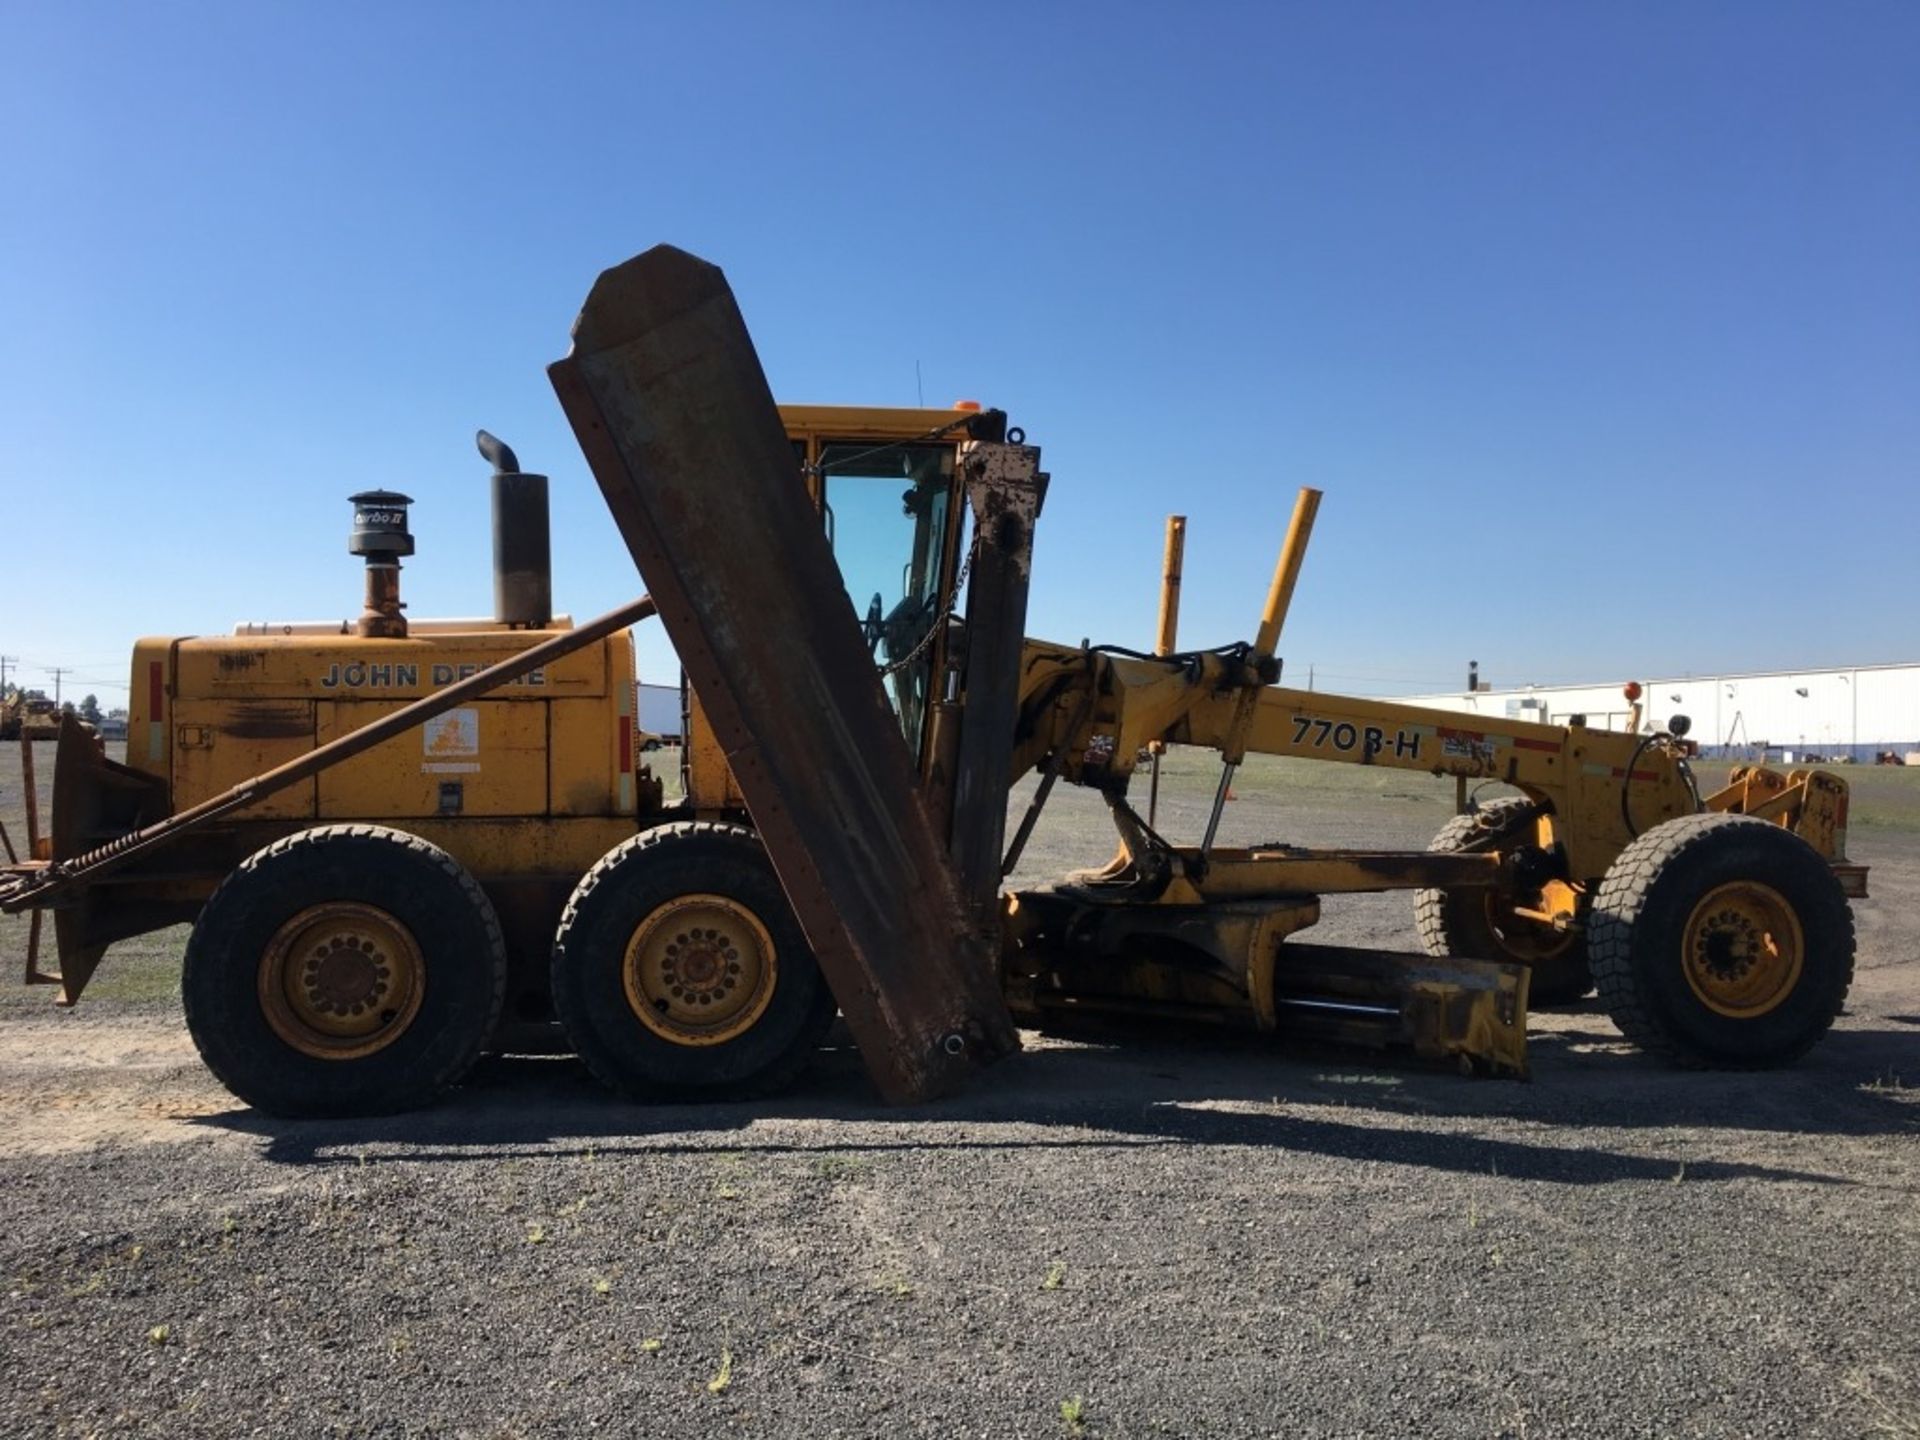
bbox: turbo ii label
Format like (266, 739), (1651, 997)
(1289, 715), (1422, 761)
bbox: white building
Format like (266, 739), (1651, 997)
(1398, 662), (1920, 762)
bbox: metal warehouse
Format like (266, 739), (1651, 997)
(1399, 662), (1920, 762)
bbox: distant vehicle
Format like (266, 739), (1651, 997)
(0, 691), (61, 741)
(637, 681), (681, 747)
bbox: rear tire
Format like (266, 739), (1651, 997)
(1415, 799), (1593, 1005)
(182, 825), (507, 1117)
(1590, 814), (1853, 1067)
(551, 822), (837, 1101)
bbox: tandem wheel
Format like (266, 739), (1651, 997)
(550, 822), (837, 1101)
(182, 824), (507, 1117)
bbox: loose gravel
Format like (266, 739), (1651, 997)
(2, 751), (1916, 1438)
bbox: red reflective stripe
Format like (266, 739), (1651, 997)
(618, 716), (633, 773)
(1513, 736), (1558, 753)
(147, 660), (164, 719)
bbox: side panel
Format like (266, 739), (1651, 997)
(684, 689), (747, 814)
(171, 698), (315, 819)
(551, 697), (624, 816)
(317, 700), (548, 818)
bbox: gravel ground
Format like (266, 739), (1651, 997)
(2, 744), (1917, 1438)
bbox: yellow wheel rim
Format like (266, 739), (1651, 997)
(622, 894), (777, 1046)
(1681, 881), (1805, 1019)
(258, 902), (425, 1060)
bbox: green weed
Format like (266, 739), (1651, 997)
(809, 1153), (868, 1181)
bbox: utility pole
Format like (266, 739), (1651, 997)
(0, 655), (15, 695)
(47, 667), (70, 706)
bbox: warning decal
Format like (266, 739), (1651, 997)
(423, 708), (481, 774)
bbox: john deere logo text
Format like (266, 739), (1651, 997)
(318, 663), (545, 689)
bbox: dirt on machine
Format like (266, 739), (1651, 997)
(0, 244), (1868, 1117)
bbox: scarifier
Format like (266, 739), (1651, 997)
(1, 245), (1866, 1115)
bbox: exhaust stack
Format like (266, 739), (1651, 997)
(478, 430), (552, 629)
(348, 490), (413, 638)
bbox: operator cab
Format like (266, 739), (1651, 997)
(781, 404), (1007, 758)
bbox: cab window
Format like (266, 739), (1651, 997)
(818, 440), (955, 754)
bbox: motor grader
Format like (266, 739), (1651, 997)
(0, 245), (1865, 1116)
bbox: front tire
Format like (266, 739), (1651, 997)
(551, 822), (837, 1101)
(182, 825), (507, 1117)
(1590, 814), (1854, 1067)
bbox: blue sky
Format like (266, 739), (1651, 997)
(3, 2), (1915, 707)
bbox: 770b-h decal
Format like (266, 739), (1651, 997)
(1290, 715), (1422, 761)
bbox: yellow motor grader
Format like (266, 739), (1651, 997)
(0, 245), (1865, 1115)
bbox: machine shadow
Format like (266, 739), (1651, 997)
(195, 1017), (1916, 1184)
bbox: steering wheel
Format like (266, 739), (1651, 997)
(880, 592), (937, 664)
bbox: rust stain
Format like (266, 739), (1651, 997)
(220, 702), (311, 741)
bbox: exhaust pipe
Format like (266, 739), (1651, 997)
(478, 429), (551, 629)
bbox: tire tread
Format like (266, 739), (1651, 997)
(1589, 813), (1854, 1068)
(551, 821), (835, 1103)
(182, 824), (507, 1116)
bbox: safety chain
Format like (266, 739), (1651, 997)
(879, 530), (979, 677)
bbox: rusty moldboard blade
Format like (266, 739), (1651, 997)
(549, 244), (1020, 1104)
